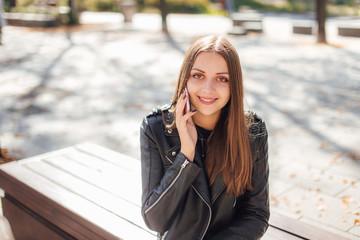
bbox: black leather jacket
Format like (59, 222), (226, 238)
(140, 106), (269, 240)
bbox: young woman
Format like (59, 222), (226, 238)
(140, 35), (269, 240)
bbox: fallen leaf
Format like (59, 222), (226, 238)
(349, 153), (357, 160)
(353, 211), (359, 216)
(343, 179), (348, 184)
(332, 152), (343, 159)
(14, 133), (23, 138)
(301, 195), (309, 200)
(318, 205), (327, 211)
(341, 205), (349, 211)
(270, 195), (279, 207)
(355, 219), (360, 226)
(320, 141), (329, 149)
(330, 153), (344, 165)
(313, 175), (320, 182)
(343, 199), (349, 204)
(289, 173), (296, 178)
(340, 195), (351, 200)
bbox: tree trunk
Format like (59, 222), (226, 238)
(160, 0), (168, 34)
(7, 0), (16, 8)
(68, 0), (80, 25)
(316, 0), (327, 43)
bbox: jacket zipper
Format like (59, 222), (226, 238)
(160, 231), (168, 240)
(196, 134), (211, 239)
(192, 186), (212, 240)
(200, 137), (205, 159)
(145, 159), (189, 214)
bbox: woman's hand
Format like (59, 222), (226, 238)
(175, 90), (197, 162)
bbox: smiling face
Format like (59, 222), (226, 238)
(186, 51), (230, 129)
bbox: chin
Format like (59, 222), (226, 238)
(196, 108), (222, 117)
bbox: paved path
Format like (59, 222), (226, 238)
(0, 12), (360, 239)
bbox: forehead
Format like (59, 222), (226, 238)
(192, 52), (228, 71)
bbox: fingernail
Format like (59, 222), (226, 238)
(183, 94), (187, 100)
(192, 109), (197, 112)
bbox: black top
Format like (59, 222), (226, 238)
(196, 125), (212, 161)
(196, 125), (213, 140)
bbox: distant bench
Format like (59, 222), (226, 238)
(229, 11), (263, 35)
(292, 21), (314, 35)
(4, 13), (57, 28)
(0, 143), (350, 239)
(338, 25), (360, 38)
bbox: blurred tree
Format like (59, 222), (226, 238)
(68, 0), (79, 24)
(316, 0), (327, 43)
(160, 0), (168, 33)
(6, 0), (16, 8)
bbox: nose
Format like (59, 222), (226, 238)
(202, 78), (215, 93)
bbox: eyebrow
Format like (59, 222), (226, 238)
(191, 68), (229, 75)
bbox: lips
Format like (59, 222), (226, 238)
(198, 96), (217, 105)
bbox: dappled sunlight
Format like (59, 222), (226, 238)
(1, 11), (360, 238)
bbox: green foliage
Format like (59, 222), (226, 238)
(76, 0), (117, 11)
(143, 0), (211, 13)
(233, 0), (318, 12)
(285, 0), (314, 11)
(234, 0), (288, 12)
(15, 0), (35, 8)
(95, 0), (116, 11)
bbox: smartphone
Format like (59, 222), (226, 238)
(185, 87), (190, 113)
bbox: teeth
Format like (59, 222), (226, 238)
(200, 97), (214, 102)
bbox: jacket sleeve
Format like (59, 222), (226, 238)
(209, 122), (270, 240)
(140, 117), (202, 233)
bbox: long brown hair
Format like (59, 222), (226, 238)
(168, 35), (252, 196)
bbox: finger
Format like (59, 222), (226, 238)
(175, 91), (188, 117)
(181, 110), (197, 123)
(175, 90), (186, 110)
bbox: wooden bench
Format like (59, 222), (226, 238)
(292, 21), (314, 35)
(229, 12), (263, 35)
(4, 13), (57, 28)
(0, 143), (350, 239)
(338, 25), (360, 38)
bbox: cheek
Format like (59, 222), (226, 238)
(220, 85), (231, 101)
(186, 79), (198, 95)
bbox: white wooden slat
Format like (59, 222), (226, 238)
(24, 160), (148, 231)
(1, 161), (155, 239)
(45, 155), (142, 207)
(75, 143), (140, 172)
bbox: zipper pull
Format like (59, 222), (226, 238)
(200, 138), (205, 159)
(181, 159), (189, 168)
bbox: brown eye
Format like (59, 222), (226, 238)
(218, 77), (229, 82)
(193, 74), (203, 79)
